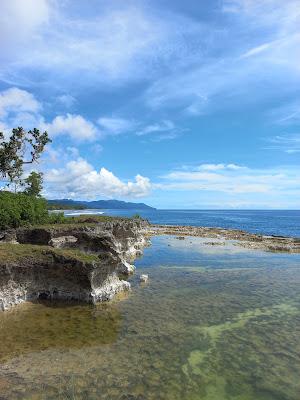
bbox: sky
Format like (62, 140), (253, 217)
(0, 0), (300, 209)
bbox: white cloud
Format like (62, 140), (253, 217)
(223, 0), (300, 32)
(136, 119), (185, 141)
(137, 120), (175, 136)
(56, 94), (76, 109)
(266, 134), (300, 153)
(96, 117), (183, 141)
(43, 114), (100, 141)
(0, 1), (205, 87)
(44, 158), (151, 199)
(97, 117), (137, 135)
(0, 0), (49, 54)
(270, 101), (300, 125)
(240, 42), (274, 59)
(196, 163), (245, 171)
(144, 0), (300, 113)
(0, 87), (41, 118)
(160, 163), (300, 195)
(0, 87), (101, 142)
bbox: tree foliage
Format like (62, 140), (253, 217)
(0, 127), (51, 185)
(0, 191), (49, 230)
(24, 171), (43, 197)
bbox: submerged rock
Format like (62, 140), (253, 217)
(149, 225), (300, 253)
(139, 274), (149, 283)
(203, 241), (226, 246)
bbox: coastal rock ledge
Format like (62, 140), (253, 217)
(0, 218), (149, 311)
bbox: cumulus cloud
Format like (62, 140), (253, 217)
(42, 114), (100, 141)
(0, 87), (41, 118)
(0, 87), (101, 141)
(44, 159), (152, 199)
(0, 87), (183, 143)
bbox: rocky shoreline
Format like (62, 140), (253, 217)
(1, 218), (299, 311)
(148, 224), (300, 253)
(0, 218), (150, 311)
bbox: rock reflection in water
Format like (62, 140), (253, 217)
(0, 300), (122, 362)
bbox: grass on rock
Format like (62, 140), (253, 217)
(0, 243), (100, 264)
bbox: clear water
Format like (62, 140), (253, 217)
(63, 209), (300, 238)
(0, 236), (299, 399)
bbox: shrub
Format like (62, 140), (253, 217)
(47, 212), (67, 224)
(0, 191), (49, 230)
(131, 213), (142, 219)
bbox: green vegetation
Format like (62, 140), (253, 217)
(47, 202), (86, 210)
(0, 243), (100, 264)
(0, 191), (49, 230)
(36, 214), (127, 230)
(0, 127), (51, 187)
(0, 190), (130, 231)
(131, 213), (142, 219)
(0, 126), (53, 230)
(0, 127), (144, 230)
(0, 192), (107, 230)
(23, 171), (43, 197)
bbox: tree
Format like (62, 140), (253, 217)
(0, 191), (49, 229)
(0, 127), (51, 187)
(24, 171), (43, 197)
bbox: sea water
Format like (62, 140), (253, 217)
(64, 209), (300, 238)
(0, 235), (299, 399)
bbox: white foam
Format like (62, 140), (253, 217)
(63, 210), (105, 216)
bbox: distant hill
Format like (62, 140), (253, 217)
(47, 199), (156, 210)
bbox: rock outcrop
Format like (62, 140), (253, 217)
(0, 218), (149, 311)
(149, 225), (300, 253)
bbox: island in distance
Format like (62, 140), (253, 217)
(47, 198), (156, 210)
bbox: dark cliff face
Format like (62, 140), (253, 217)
(0, 219), (150, 311)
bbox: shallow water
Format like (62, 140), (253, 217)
(0, 236), (299, 400)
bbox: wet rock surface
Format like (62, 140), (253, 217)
(1, 217), (298, 312)
(149, 224), (300, 253)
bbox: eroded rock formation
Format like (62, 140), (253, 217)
(0, 219), (149, 311)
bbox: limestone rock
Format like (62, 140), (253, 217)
(49, 235), (78, 248)
(139, 274), (149, 283)
(0, 218), (150, 311)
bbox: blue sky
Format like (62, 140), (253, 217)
(0, 0), (299, 209)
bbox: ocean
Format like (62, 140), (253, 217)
(64, 209), (300, 238)
(1, 234), (299, 399)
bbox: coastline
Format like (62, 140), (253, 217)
(1, 218), (300, 311)
(147, 224), (300, 253)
